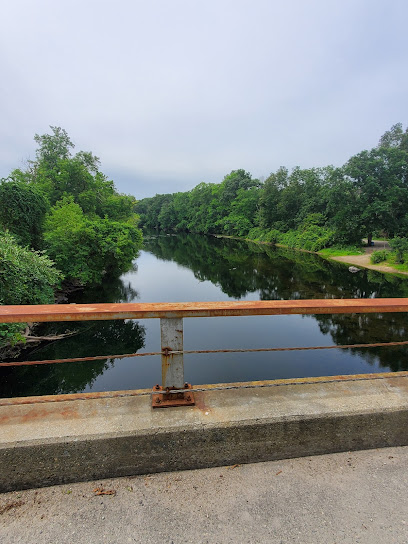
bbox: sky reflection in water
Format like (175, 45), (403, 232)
(2, 234), (408, 397)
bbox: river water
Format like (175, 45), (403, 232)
(2, 234), (408, 397)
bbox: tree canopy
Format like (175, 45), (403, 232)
(136, 123), (408, 249)
(0, 127), (143, 288)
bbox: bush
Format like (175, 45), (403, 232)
(280, 225), (334, 252)
(0, 232), (63, 305)
(0, 323), (26, 347)
(263, 229), (281, 244)
(43, 197), (143, 284)
(247, 228), (281, 244)
(0, 232), (63, 347)
(247, 227), (265, 240)
(0, 179), (49, 249)
(370, 250), (390, 264)
(389, 237), (408, 264)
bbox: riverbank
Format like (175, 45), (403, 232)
(229, 234), (408, 278)
(327, 253), (408, 276)
(319, 240), (408, 276)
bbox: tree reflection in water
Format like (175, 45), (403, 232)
(145, 234), (408, 373)
(3, 234), (408, 397)
(0, 275), (145, 398)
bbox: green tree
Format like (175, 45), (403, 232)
(259, 167), (288, 229)
(0, 232), (63, 346)
(0, 232), (62, 305)
(33, 126), (74, 169)
(219, 169), (257, 204)
(0, 180), (49, 248)
(187, 183), (219, 233)
(43, 197), (142, 284)
(217, 186), (260, 236)
(135, 123), (408, 252)
(345, 147), (408, 243)
(378, 122), (408, 151)
(326, 168), (362, 245)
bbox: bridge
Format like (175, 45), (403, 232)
(1, 299), (408, 492)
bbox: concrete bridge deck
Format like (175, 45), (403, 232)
(1, 446), (408, 544)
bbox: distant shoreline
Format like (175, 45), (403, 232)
(212, 234), (408, 278)
(326, 253), (408, 277)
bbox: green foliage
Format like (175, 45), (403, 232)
(0, 232), (63, 305)
(370, 249), (390, 264)
(344, 146), (408, 239)
(280, 225), (335, 252)
(0, 125), (144, 353)
(264, 229), (281, 244)
(134, 123), (408, 252)
(301, 213), (326, 227)
(33, 126), (74, 169)
(389, 237), (408, 264)
(216, 214), (253, 237)
(0, 179), (49, 248)
(26, 126), (139, 226)
(219, 169), (258, 204)
(2, 126), (143, 290)
(0, 232), (63, 346)
(378, 123), (408, 151)
(319, 246), (364, 257)
(258, 167), (288, 229)
(43, 197), (142, 284)
(247, 227), (281, 244)
(247, 227), (265, 240)
(0, 323), (26, 346)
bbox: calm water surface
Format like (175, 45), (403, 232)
(2, 234), (408, 397)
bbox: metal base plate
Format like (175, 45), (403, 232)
(152, 383), (195, 408)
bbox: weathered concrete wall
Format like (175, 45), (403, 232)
(1, 373), (408, 492)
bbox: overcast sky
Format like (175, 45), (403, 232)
(1, 0), (407, 198)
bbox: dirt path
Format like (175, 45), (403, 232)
(329, 240), (408, 276)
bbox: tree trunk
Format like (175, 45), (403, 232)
(367, 233), (373, 246)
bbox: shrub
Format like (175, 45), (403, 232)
(247, 227), (265, 240)
(279, 225), (334, 252)
(389, 237), (408, 264)
(0, 232), (63, 305)
(370, 250), (389, 264)
(0, 179), (49, 249)
(43, 197), (143, 284)
(264, 229), (281, 244)
(0, 232), (63, 347)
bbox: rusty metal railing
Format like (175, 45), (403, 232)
(2, 299), (408, 407)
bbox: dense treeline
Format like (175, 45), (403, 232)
(0, 126), (143, 347)
(137, 124), (408, 251)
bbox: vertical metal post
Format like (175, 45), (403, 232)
(152, 318), (194, 408)
(160, 317), (184, 389)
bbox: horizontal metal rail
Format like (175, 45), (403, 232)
(3, 340), (408, 367)
(1, 298), (408, 323)
(2, 299), (408, 406)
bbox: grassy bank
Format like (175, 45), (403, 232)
(318, 246), (364, 257)
(241, 235), (408, 277)
(370, 250), (408, 273)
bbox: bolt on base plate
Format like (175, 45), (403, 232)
(152, 383), (195, 408)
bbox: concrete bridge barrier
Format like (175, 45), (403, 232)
(1, 372), (408, 492)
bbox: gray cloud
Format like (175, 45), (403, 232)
(1, 0), (407, 198)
